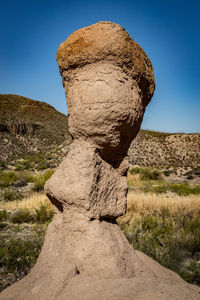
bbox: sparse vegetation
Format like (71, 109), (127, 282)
(129, 130), (200, 168)
(0, 224), (46, 291)
(7, 205), (53, 224)
(31, 169), (54, 192)
(0, 192), (52, 291)
(2, 189), (23, 201)
(35, 205), (54, 224)
(0, 171), (17, 188)
(9, 209), (36, 224)
(128, 167), (200, 196)
(117, 191), (200, 286)
(129, 167), (161, 180)
(0, 193), (53, 224)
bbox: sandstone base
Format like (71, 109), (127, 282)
(1, 211), (199, 300)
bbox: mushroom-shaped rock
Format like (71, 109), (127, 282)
(56, 22), (155, 162)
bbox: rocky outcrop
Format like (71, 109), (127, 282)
(1, 22), (199, 300)
(0, 123), (40, 135)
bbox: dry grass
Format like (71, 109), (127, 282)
(119, 191), (200, 224)
(118, 190), (200, 286)
(1, 190), (199, 217)
(0, 192), (53, 211)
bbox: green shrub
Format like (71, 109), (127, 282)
(15, 164), (25, 171)
(0, 171), (18, 188)
(0, 210), (9, 222)
(153, 183), (200, 196)
(140, 169), (161, 181)
(36, 161), (49, 171)
(169, 183), (200, 196)
(129, 167), (141, 175)
(16, 171), (34, 184)
(6, 205), (53, 225)
(0, 223), (46, 291)
(128, 176), (200, 196)
(0, 161), (6, 170)
(35, 205), (54, 224)
(179, 261), (200, 285)
(32, 170), (54, 192)
(153, 185), (168, 194)
(129, 167), (161, 181)
(0, 236), (43, 275)
(192, 166), (200, 176)
(3, 189), (23, 201)
(21, 160), (34, 170)
(9, 209), (35, 224)
(163, 170), (172, 177)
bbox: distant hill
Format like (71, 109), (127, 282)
(0, 94), (71, 161)
(0, 94), (199, 169)
(129, 130), (200, 168)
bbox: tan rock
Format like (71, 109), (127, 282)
(46, 140), (127, 219)
(1, 21), (199, 300)
(63, 62), (145, 162)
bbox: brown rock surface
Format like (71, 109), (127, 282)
(1, 22), (200, 300)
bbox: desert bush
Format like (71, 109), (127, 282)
(9, 209), (35, 224)
(17, 171), (35, 184)
(140, 168), (161, 180)
(0, 238), (41, 273)
(168, 183), (200, 196)
(129, 167), (161, 180)
(0, 171), (17, 188)
(129, 167), (141, 175)
(0, 210), (10, 222)
(14, 164), (25, 171)
(162, 169), (178, 177)
(163, 170), (171, 176)
(0, 225), (45, 291)
(2, 189), (23, 201)
(192, 166), (200, 176)
(152, 183), (200, 196)
(35, 204), (54, 224)
(15, 159), (35, 171)
(36, 161), (49, 171)
(8, 204), (53, 224)
(0, 161), (6, 170)
(32, 170), (54, 192)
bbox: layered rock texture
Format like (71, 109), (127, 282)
(1, 21), (199, 300)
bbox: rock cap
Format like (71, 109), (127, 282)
(56, 21), (155, 104)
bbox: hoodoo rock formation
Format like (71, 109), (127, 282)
(1, 22), (199, 300)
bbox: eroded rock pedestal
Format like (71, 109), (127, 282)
(1, 22), (199, 300)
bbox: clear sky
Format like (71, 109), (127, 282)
(0, 0), (199, 133)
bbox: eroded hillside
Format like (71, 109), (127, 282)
(0, 94), (71, 161)
(129, 130), (200, 168)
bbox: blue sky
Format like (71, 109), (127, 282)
(0, 0), (199, 133)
